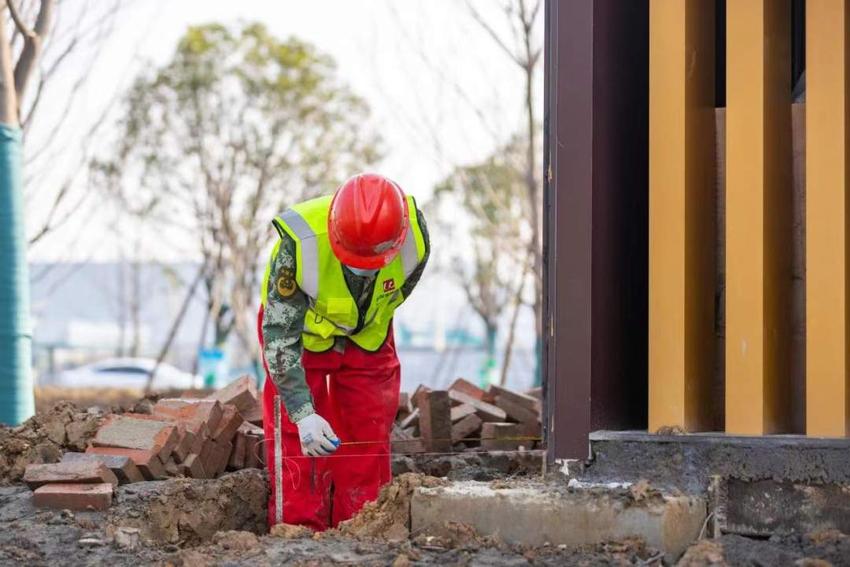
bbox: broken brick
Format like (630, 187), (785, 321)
(399, 408), (420, 431)
(172, 425), (193, 463)
(24, 461), (118, 490)
(86, 446), (166, 480)
(418, 390), (452, 453)
(33, 483), (113, 511)
(448, 378), (487, 401)
(213, 405), (244, 442)
(494, 395), (540, 425)
(448, 390), (507, 422)
(245, 435), (261, 469)
(163, 456), (181, 477)
(239, 403), (263, 426)
(451, 414), (483, 442)
(480, 422), (532, 451)
(238, 421), (264, 436)
(489, 384), (541, 415)
(450, 404), (477, 422)
(61, 452), (144, 485)
(152, 399), (224, 436)
(411, 384), (432, 409)
(206, 375), (259, 414)
(228, 432), (247, 470)
(92, 415), (178, 462)
(179, 453), (207, 478)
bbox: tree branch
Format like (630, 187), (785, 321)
(464, 0), (524, 68)
(6, 0), (35, 40)
(14, 0), (54, 104)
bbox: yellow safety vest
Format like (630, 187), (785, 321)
(261, 194), (427, 352)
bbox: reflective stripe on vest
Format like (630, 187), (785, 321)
(262, 194), (426, 352)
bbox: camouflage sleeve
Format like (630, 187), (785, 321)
(400, 206), (430, 298)
(261, 234), (315, 423)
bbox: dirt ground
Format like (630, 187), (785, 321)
(3, 400), (850, 566)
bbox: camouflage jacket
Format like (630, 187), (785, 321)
(262, 207), (430, 422)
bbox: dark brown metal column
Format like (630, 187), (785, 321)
(544, 0), (649, 463)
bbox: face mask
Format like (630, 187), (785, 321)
(347, 266), (378, 277)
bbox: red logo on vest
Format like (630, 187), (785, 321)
(383, 279), (396, 293)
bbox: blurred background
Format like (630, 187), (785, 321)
(11, 0), (542, 407)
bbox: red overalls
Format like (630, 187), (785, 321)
(258, 305), (401, 531)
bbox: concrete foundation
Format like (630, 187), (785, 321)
(410, 480), (706, 558)
(716, 478), (850, 537)
(586, 431), (850, 492)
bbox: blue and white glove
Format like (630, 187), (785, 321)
(295, 413), (340, 456)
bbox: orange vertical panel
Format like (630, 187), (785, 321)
(649, 0), (717, 432)
(726, 0), (793, 434)
(806, 0), (850, 437)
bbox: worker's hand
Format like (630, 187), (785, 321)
(295, 413), (339, 456)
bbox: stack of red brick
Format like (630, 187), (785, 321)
(392, 378), (542, 454)
(24, 376), (266, 511)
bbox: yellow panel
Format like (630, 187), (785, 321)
(726, 0), (793, 434)
(806, 0), (849, 437)
(649, 0), (716, 432)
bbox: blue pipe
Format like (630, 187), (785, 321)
(0, 124), (34, 425)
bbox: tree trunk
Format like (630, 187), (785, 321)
(0, 2), (19, 125)
(0, 2), (34, 424)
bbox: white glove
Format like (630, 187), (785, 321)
(295, 413), (340, 457)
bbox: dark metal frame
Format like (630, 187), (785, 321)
(544, 0), (650, 463)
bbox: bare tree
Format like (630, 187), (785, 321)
(94, 23), (380, 366)
(465, 0), (543, 383)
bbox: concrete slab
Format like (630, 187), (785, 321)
(411, 481), (706, 559)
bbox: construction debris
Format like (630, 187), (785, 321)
(0, 401), (104, 483)
(23, 376), (265, 511)
(391, 381), (542, 454)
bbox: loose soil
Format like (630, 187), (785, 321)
(0, 402), (103, 484)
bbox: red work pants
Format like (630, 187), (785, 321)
(258, 306), (401, 531)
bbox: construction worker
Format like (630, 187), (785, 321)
(258, 173), (429, 530)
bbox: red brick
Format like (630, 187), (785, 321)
(390, 424), (425, 454)
(172, 425), (193, 463)
(448, 378), (487, 401)
(399, 408), (420, 431)
(480, 422), (537, 450)
(448, 390), (507, 422)
(418, 390), (452, 453)
(450, 404), (476, 422)
(494, 395), (540, 425)
(92, 415), (178, 462)
(244, 435), (261, 469)
(61, 452), (144, 485)
(212, 405), (244, 442)
(489, 384), (541, 414)
(451, 414), (483, 442)
(391, 437), (425, 454)
(86, 446), (166, 480)
(24, 461), (118, 490)
(33, 483), (113, 511)
(206, 375), (259, 414)
(179, 453), (207, 478)
(228, 432), (247, 470)
(238, 421), (264, 436)
(411, 384), (432, 409)
(211, 440), (232, 477)
(239, 403), (263, 425)
(153, 399), (223, 436)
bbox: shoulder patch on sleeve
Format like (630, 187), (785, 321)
(276, 268), (297, 297)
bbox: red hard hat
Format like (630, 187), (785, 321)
(328, 173), (410, 270)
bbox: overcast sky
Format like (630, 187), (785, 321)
(24, 0), (544, 264)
